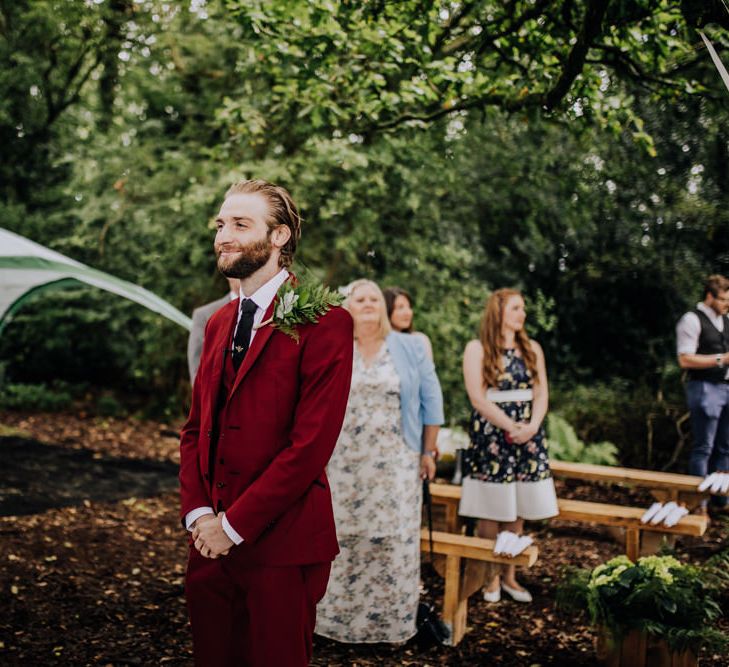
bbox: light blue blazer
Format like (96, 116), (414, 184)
(385, 331), (445, 453)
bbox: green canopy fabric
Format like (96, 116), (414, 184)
(0, 227), (192, 332)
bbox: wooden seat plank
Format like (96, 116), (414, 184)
(556, 498), (707, 536)
(420, 529), (538, 566)
(550, 460), (729, 497)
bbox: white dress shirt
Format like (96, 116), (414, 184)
(676, 302), (725, 354)
(186, 268), (290, 544)
(676, 302), (729, 380)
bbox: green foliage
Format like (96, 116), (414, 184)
(222, 0), (711, 140)
(0, 0), (111, 204)
(551, 372), (690, 469)
(0, 0), (728, 452)
(94, 393), (126, 418)
(0, 382), (73, 412)
(701, 548), (729, 594)
(546, 414), (619, 465)
(557, 555), (729, 654)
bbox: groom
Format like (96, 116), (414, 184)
(179, 179), (353, 666)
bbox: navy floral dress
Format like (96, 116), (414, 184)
(465, 349), (551, 483)
(459, 348), (558, 522)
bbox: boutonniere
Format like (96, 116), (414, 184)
(255, 277), (343, 342)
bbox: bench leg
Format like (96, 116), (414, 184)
(461, 560), (491, 600)
(444, 503), (460, 533)
(650, 488), (678, 504)
(443, 554), (467, 646)
(625, 528), (641, 562)
(431, 553), (446, 578)
(678, 491), (703, 512)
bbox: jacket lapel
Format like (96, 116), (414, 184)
(206, 303), (238, 419)
(229, 298), (277, 398)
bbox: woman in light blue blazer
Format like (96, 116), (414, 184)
(316, 279), (444, 644)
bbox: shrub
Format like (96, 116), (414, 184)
(551, 374), (689, 470)
(547, 413), (619, 465)
(95, 393), (126, 417)
(557, 554), (729, 655)
(0, 382), (73, 412)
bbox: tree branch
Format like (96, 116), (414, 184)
(543, 0), (610, 110)
(431, 0), (479, 55)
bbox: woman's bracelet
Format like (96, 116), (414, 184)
(422, 450), (437, 458)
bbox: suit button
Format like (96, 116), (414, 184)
(216, 482), (225, 489)
(204, 473), (209, 481)
(206, 430), (212, 437)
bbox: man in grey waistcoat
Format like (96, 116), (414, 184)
(676, 274), (729, 511)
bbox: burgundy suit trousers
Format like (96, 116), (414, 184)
(185, 547), (331, 667)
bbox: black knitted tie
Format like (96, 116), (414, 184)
(231, 299), (257, 370)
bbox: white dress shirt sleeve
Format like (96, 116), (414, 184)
(676, 312), (701, 356)
(185, 509), (245, 546)
(185, 507), (214, 531)
(221, 514), (244, 545)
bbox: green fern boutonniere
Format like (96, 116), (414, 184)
(255, 278), (343, 342)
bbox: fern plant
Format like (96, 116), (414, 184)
(547, 413), (619, 465)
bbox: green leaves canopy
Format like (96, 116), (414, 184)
(221, 0), (720, 148)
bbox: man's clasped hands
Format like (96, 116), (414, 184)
(192, 513), (234, 559)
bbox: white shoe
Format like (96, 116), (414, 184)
(501, 582), (532, 603)
(482, 586), (501, 603)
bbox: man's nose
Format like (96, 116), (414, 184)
(216, 223), (233, 244)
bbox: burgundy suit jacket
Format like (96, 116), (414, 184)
(179, 295), (353, 567)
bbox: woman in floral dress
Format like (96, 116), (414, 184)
(459, 288), (558, 603)
(316, 279), (444, 643)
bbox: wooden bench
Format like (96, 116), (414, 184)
(429, 483), (708, 561)
(549, 460), (729, 507)
(420, 528), (538, 646)
(557, 498), (707, 560)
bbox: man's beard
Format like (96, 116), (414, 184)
(217, 236), (273, 279)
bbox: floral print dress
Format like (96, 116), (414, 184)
(459, 348), (558, 522)
(316, 343), (421, 643)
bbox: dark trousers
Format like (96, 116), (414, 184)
(186, 547), (331, 667)
(686, 380), (729, 507)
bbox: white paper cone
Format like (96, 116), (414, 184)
(698, 472), (717, 492)
(711, 474), (724, 493)
(493, 532), (508, 555)
(663, 505), (688, 527)
(650, 501), (677, 525)
(641, 502), (663, 524)
(501, 532), (518, 556)
(510, 535), (533, 557)
(720, 473), (729, 494)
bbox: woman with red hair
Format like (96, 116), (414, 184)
(459, 289), (558, 603)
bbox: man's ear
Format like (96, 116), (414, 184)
(271, 225), (292, 249)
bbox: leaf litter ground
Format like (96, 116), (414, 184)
(0, 410), (727, 666)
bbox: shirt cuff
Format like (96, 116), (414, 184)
(185, 507), (214, 531)
(221, 513), (244, 545)
(676, 346), (698, 356)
